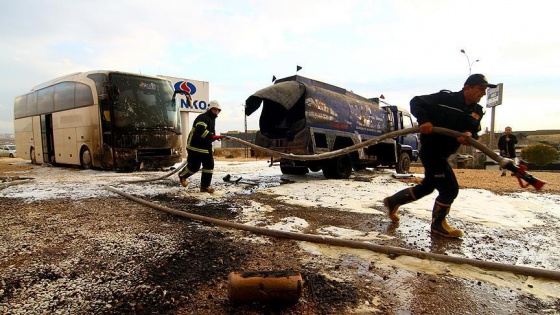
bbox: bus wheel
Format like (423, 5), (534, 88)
(30, 147), (37, 165)
(80, 147), (93, 169)
(396, 152), (411, 174)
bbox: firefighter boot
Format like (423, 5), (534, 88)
(178, 168), (192, 188)
(200, 171), (215, 194)
(200, 187), (216, 193)
(431, 201), (463, 238)
(383, 188), (416, 223)
(179, 176), (189, 187)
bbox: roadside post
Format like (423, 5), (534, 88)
(486, 83), (504, 150)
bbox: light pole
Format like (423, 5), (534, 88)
(460, 49), (479, 75)
(242, 103), (248, 158)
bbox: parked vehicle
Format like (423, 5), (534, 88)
(245, 75), (419, 179)
(0, 144), (17, 158)
(14, 71), (185, 170)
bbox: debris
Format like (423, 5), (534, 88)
(222, 174), (258, 186)
(227, 270), (303, 304)
(392, 173), (414, 179)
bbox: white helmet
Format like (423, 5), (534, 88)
(208, 100), (221, 112)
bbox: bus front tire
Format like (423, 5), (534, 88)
(80, 147), (93, 169)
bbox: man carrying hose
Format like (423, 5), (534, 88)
(178, 100), (223, 193)
(383, 74), (496, 238)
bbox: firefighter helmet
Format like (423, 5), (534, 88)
(208, 100), (221, 112)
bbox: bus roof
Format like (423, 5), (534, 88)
(30, 70), (169, 92)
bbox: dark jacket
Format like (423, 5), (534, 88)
(498, 133), (518, 158)
(186, 110), (217, 154)
(410, 89), (484, 158)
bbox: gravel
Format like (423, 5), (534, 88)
(1, 157), (559, 314)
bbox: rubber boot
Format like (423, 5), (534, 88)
(431, 201), (463, 238)
(200, 171), (215, 193)
(200, 187), (215, 193)
(383, 188), (416, 223)
(179, 176), (189, 187)
(178, 167), (193, 187)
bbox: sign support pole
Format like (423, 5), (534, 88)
(486, 83), (504, 150)
(489, 106), (496, 150)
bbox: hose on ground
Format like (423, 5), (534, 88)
(104, 184), (560, 281)
(106, 127), (552, 279)
(118, 159), (187, 184)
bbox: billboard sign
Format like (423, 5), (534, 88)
(159, 75), (210, 112)
(486, 83), (503, 108)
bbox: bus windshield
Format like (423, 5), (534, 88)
(110, 73), (179, 132)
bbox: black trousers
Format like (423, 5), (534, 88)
(179, 149), (215, 188)
(412, 153), (459, 205)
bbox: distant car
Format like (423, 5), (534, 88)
(0, 144), (17, 158)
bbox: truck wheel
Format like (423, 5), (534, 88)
(323, 154), (352, 179)
(353, 164), (366, 172)
(308, 163), (321, 172)
(280, 161), (308, 175)
(396, 152), (411, 174)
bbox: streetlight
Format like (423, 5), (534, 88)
(460, 49), (479, 75)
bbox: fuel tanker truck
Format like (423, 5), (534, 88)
(244, 75), (419, 179)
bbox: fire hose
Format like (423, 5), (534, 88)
(123, 126), (544, 190)
(104, 184), (560, 280)
(221, 126), (545, 190)
(105, 127), (560, 280)
(105, 127), (556, 280)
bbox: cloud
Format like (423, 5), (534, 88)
(0, 0), (559, 134)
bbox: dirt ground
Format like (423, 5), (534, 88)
(1, 157), (559, 314)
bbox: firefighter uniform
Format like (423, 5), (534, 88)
(178, 101), (221, 193)
(383, 74), (494, 238)
(409, 89), (484, 205)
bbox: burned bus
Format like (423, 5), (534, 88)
(14, 71), (184, 171)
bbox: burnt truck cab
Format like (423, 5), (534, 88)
(245, 75), (418, 179)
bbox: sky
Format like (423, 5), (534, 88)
(1, 0), (559, 136)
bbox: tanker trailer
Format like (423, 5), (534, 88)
(245, 75), (418, 179)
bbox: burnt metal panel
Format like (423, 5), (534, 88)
(245, 81), (306, 116)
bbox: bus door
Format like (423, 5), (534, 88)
(100, 94), (115, 169)
(40, 114), (55, 163)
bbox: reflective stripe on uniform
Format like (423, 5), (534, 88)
(179, 167), (195, 177)
(187, 146), (209, 154)
(186, 122), (210, 154)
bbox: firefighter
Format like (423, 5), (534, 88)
(383, 74), (495, 238)
(178, 100), (223, 193)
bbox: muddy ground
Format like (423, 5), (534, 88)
(0, 157), (559, 314)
